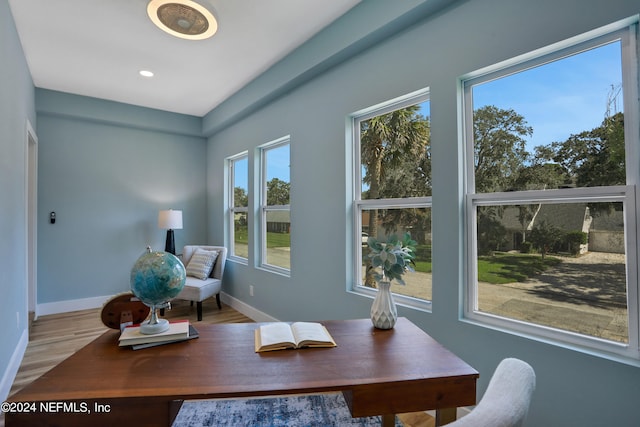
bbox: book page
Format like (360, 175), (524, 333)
(258, 323), (297, 349)
(291, 322), (336, 347)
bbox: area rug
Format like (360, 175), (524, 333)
(172, 392), (403, 427)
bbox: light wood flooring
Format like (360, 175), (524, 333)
(3, 298), (433, 427)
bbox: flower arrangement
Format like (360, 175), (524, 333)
(367, 232), (417, 285)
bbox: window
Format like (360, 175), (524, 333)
(227, 152), (248, 261)
(259, 137), (291, 273)
(352, 89), (432, 308)
(463, 22), (639, 360)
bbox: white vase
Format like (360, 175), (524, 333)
(370, 280), (397, 329)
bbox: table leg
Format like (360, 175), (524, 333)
(435, 407), (457, 426)
(382, 413), (396, 427)
(169, 400), (184, 425)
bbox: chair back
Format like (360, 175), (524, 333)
(447, 358), (536, 427)
(182, 245), (227, 280)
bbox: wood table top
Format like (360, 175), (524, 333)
(10, 317), (478, 409)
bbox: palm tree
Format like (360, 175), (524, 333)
(360, 105), (430, 238)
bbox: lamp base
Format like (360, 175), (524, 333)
(165, 229), (175, 255)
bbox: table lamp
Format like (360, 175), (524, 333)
(158, 209), (182, 255)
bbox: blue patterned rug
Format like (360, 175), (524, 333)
(172, 392), (403, 426)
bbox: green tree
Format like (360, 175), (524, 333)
(528, 221), (562, 260)
(360, 105), (430, 240)
(473, 105), (533, 192)
(266, 178), (290, 205)
(549, 112), (625, 188)
(473, 106), (532, 252)
(477, 206), (508, 255)
(514, 156), (568, 191)
(234, 187), (248, 207)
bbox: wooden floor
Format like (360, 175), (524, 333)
(7, 299), (252, 399)
(2, 298), (433, 427)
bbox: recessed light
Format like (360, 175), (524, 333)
(140, 70), (154, 77)
(147, 0), (218, 41)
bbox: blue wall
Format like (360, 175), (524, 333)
(3, 0), (640, 424)
(206, 0), (640, 425)
(0, 0), (36, 400)
(36, 90), (208, 305)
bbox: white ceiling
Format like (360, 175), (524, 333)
(8, 0), (361, 117)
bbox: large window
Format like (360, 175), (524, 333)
(463, 23), (639, 359)
(259, 137), (291, 273)
(227, 152), (248, 261)
(352, 89), (432, 308)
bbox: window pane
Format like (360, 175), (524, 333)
(230, 154), (248, 260)
(233, 212), (248, 258)
(233, 157), (248, 208)
(266, 210), (290, 269)
(475, 201), (627, 343)
(361, 207), (432, 301)
(360, 101), (431, 199)
(265, 144), (290, 205)
(471, 41), (624, 193)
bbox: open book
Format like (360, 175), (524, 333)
(254, 322), (337, 352)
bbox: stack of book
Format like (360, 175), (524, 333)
(118, 319), (199, 350)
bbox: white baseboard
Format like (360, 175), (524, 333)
(36, 293), (273, 321)
(37, 294), (114, 316)
(0, 328), (28, 402)
(220, 292), (278, 322)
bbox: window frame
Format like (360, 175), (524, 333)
(258, 136), (291, 276)
(226, 152), (249, 263)
(462, 22), (640, 362)
(351, 88), (432, 311)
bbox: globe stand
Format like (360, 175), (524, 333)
(140, 302), (171, 335)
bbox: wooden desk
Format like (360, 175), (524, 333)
(6, 318), (478, 427)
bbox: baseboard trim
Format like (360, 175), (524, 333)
(37, 294), (113, 316)
(36, 293), (273, 322)
(0, 328), (28, 402)
(220, 292), (278, 322)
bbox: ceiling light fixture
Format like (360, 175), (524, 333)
(147, 0), (218, 41)
(139, 70), (154, 77)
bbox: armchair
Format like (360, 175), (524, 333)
(174, 245), (227, 321)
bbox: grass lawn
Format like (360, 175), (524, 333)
(266, 232), (290, 247)
(238, 231), (558, 285)
(235, 227), (291, 248)
(478, 252), (561, 284)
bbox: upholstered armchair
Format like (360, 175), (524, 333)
(445, 358), (536, 427)
(175, 245), (227, 321)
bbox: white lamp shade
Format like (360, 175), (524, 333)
(158, 210), (183, 230)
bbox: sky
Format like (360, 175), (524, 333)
(233, 144), (289, 192)
(472, 40), (623, 153)
(235, 39), (623, 190)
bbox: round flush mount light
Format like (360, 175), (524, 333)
(147, 0), (218, 40)
(139, 70), (154, 77)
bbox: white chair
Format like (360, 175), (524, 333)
(174, 245), (227, 321)
(446, 358), (536, 427)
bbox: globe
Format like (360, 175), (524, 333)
(130, 247), (186, 334)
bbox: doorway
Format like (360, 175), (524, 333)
(26, 120), (38, 323)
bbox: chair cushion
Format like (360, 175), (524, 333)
(185, 248), (219, 280)
(177, 277), (222, 302)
